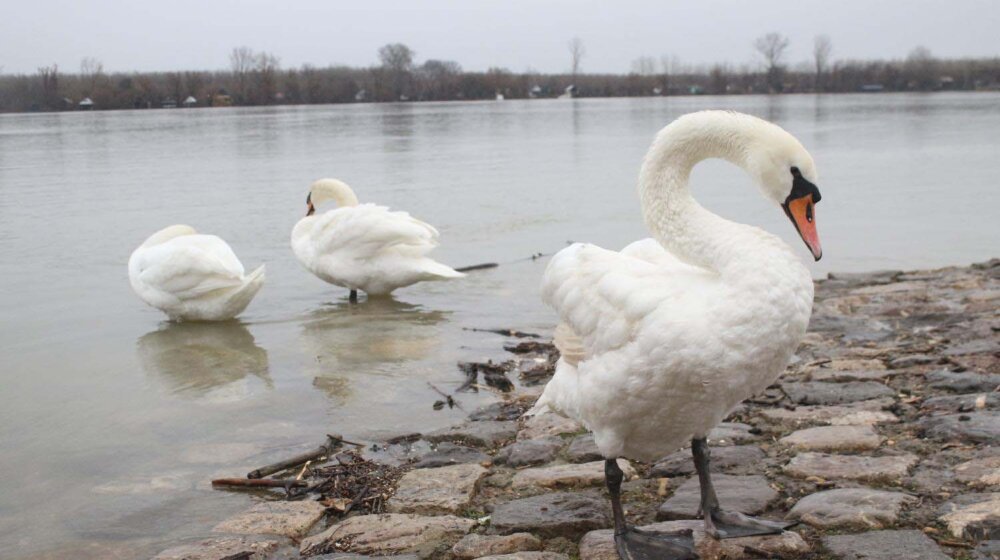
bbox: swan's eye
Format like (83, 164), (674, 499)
(805, 202), (813, 223)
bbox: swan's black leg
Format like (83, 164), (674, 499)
(691, 437), (792, 539)
(605, 458), (696, 560)
(349, 289), (358, 303)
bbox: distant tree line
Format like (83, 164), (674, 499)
(1, 35), (998, 113)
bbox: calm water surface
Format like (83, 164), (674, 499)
(1, 93), (998, 558)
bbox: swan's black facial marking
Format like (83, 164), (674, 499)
(787, 167), (822, 205)
(305, 192), (315, 216)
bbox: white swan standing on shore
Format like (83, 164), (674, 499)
(531, 111), (823, 560)
(291, 178), (464, 302)
(128, 225), (265, 321)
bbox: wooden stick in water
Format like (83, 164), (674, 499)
(212, 478), (307, 489)
(246, 435), (342, 479)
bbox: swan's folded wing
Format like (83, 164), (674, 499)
(311, 204), (440, 258)
(541, 242), (709, 358)
(136, 236), (246, 300)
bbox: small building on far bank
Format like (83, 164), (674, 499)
(183, 96), (197, 108)
(78, 97), (94, 110)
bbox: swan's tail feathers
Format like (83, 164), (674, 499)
(421, 260), (466, 281)
(225, 265), (266, 317)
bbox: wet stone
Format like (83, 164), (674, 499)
(299, 513), (474, 557)
(579, 521), (808, 560)
(787, 487), (917, 529)
(807, 368), (893, 382)
(565, 433), (603, 463)
(494, 436), (563, 467)
(312, 555), (419, 559)
(388, 463), (487, 515)
(511, 460), (636, 490)
(758, 398), (898, 427)
(955, 456), (1000, 486)
(973, 540), (1000, 560)
(707, 422), (758, 445)
(425, 420), (517, 449)
(926, 370), (1000, 393)
(888, 354), (937, 369)
(476, 553), (570, 560)
(153, 536), (279, 560)
(781, 381), (896, 405)
(779, 425), (884, 452)
(411, 442), (489, 469)
(784, 452), (919, 482)
(657, 474), (778, 520)
(649, 445), (765, 477)
(451, 532), (542, 559)
(821, 530), (949, 560)
(517, 413), (583, 440)
(919, 412), (1000, 443)
(923, 393), (1000, 413)
(490, 491), (611, 539)
(469, 401), (526, 422)
(938, 493), (1000, 539)
(212, 500), (326, 538)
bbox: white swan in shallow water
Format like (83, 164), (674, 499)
(531, 111), (823, 559)
(129, 225), (265, 321)
(291, 179), (463, 301)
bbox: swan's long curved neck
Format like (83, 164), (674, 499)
(310, 179), (360, 208)
(638, 114), (784, 279)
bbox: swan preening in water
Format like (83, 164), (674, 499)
(531, 111), (823, 559)
(128, 225), (265, 321)
(291, 178), (464, 301)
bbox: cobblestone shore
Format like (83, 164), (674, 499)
(154, 259), (1000, 560)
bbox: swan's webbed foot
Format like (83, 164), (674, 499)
(703, 509), (795, 539)
(616, 526), (697, 560)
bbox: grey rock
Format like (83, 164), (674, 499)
(566, 434), (603, 463)
(923, 393), (1000, 413)
(412, 442), (489, 469)
(451, 533), (542, 559)
(938, 493), (1000, 539)
(779, 425), (883, 452)
(491, 491), (610, 539)
(579, 521), (808, 560)
(707, 422), (758, 445)
(944, 339), (1000, 356)
(807, 368), (893, 382)
(926, 370), (1000, 393)
(826, 270), (902, 287)
(517, 413), (582, 440)
(300, 513), (474, 557)
(494, 436), (563, 467)
(152, 536), (280, 560)
(424, 421), (517, 449)
(469, 401), (525, 421)
(919, 412), (1000, 443)
(973, 540), (1000, 560)
(363, 439), (433, 467)
(784, 452), (918, 482)
(511, 460), (636, 490)
(782, 381), (895, 405)
(787, 488), (916, 529)
(475, 553), (570, 560)
(313, 555), (419, 560)
(955, 456), (1000, 486)
(657, 474), (778, 520)
(889, 354), (937, 369)
(388, 463), (487, 515)
(649, 445), (765, 477)
(822, 530), (949, 560)
(211, 500), (326, 537)
(758, 398), (898, 427)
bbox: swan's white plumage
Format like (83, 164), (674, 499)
(292, 179), (463, 295)
(129, 225), (265, 321)
(532, 111), (817, 463)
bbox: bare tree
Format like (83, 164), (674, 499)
(229, 46), (255, 101)
(631, 56), (656, 76)
(37, 64), (59, 109)
(813, 35), (833, 91)
(568, 37), (586, 79)
(378, 43), (415, 100)
(905, 46), (939, 90)
(253, 51), (280, 104)
(754, 32), (790, 92)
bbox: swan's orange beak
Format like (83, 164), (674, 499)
(783, 194), (822, 261)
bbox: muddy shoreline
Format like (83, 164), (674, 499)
(154, 259), (999, 560)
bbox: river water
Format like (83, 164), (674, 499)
(1, 93), (997, 558)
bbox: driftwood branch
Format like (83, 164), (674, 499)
(247, 435), (344, 479)
(454, 262), (499, 273)
(212, 478), (307, 489)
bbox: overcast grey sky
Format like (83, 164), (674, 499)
(2, 0), (998, 75)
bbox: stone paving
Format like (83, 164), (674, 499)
(152, 259), (1000, 559)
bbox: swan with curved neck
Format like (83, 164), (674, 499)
(292, 178), (463, 302)
(532, 111), (823, 559)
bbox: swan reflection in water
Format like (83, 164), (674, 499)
(137, 321), (271, 398)
(299, 297), (448, 401)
